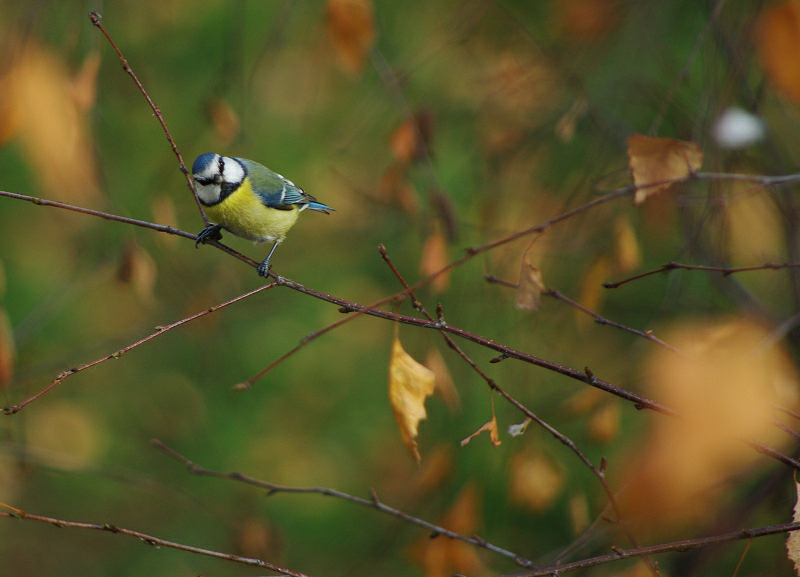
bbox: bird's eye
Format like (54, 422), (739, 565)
(212, 174), (223, 185)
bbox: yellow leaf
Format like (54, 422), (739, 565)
(586, 399), (620, 444)
(788, 475), (800, 575)
(420, 226), (450, 293)
(509, 452), (564, 511)
(613, 214), (641, 273)
(425, 347), (460, 411)
(627, 134), (703, 205)
(576, 257), (611, 330)
(326, 0), (376, 76)
(26, 402), (105, 470)
(389, 336), (436, 462)
(70, 51), (101, 113)
(460, 416), (500, 447)
(515, 252), (546, 311)
(755, 1), (800, 104)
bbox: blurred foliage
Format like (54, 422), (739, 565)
(2, 0), (800, 576)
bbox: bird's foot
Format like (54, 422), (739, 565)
(257, 258), (272, 278)
(195, 224), (223, 247)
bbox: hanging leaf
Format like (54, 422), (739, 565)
(461, 395), (500, 447)
(326, 0), (376, 76)
(627, 134), (703, 206)
(389, 336), (436, 463)
(420, 226), (450, 293)
(755, 1), (800, 105)
(515, 252), (546, 311)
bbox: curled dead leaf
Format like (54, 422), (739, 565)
(326, 0), (376, 76)
(420, 226), (450, 293)
(627, 134), (703, 206)
(389, 336), (436, 462)
(515, 253), (546, 311)
(755, 1), (800, 104)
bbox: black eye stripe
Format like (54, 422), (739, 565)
(195, 177), (214, 186)
(218, 156), (225, 176)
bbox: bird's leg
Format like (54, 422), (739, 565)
(195, 224), (223, 247)
(257, 243), (280, 277)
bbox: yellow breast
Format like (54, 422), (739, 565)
(203, 179), (300, 244)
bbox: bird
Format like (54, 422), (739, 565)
(191, 153), (334, 277)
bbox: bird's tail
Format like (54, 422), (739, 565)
(306, 201), (335, 214)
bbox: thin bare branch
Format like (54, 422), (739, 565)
(89, 12), (209, 225)
(150, 440), (536, 568)
(0, 508), (307, 576)
(484, 274), (683, 355)
(604, 260), (800, 289)
(3, 283), (278, 414)
(494, 521), (800, 577)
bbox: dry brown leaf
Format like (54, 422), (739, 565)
(460, 415), (500, 447)
(207, 98), (241, 145)
(390, 110), (435, 165)
(425, 347), (460, 411)
(0, 308), (15, 389)
(2, 42), (101, 204)
(788, 475), (800, 575)
(235, 516), (283, 561)
(627, 134), (703, 205)
(389, 336), (437, 462)
(613, 214), (641, 273)
(420, 227), (450, 293)
(586, 399), (620, 444)
(509, 452), (564, 511)
(70, 51), (101, 112)
(515, 252), (547, 311)
(326, 0), (376, 76)
(620, 317), (800, 533)
(755, 1), (800, 104)
(118, 242), (158, 303)
(576, 256), (611, 330)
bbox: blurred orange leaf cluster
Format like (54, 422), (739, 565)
(410, 483), (485, 577)
(326, 0), (376, 75)
(627, 134), (703, 206)
(509, 452), (564, 511)
(0, 43), (101, 204)
(619, 317), (799, 532)
(755, 0), (800, 104)
(389, 335), (437, 462)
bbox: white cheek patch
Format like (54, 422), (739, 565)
(221, 157), (245, 183)
(195, 181), (221, 205)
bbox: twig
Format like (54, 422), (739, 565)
(603, 261), (800, 289)
(3, 283), (278, 414)
(484, 274), (683, 355)
(380, 248), (657, 576)
(493, 522), (800, 577)
(88, 12), (208, 225)
(0, 508), (307, 576)
(150, 440), (536, 569)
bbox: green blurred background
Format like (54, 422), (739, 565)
(1, 1), (800, 575)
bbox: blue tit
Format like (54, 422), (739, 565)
(191, 153), (334, 277)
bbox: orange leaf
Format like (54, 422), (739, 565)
(0, 308), (15, 389)
(326, 0), (376, 76)
(613, 214), (641, 273)
(425, 347), (460, 411)
(515, 253), (546, 311)
(390, 110), (435, 165)
(118, 242), (158, 304)
(576, 257), (611, 330)
(755, 1), (800, 104)
(207, 98), (241, 146)
(420, 227), (450, 293)
(461, 396), (500, 447)
(389, 336), (436, 462)
(627, 134), (703, 205)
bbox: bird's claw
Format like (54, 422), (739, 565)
(257, 259), (272, 278)
(195, 224), (223, 248)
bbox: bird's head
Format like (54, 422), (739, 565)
(192, 153), (246, 206)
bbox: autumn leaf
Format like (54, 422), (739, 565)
(390, 109), (435, 165)
(613, 214), (641, 273)
(420, 226), (450, 293)
(576, 256), (611, 330)
(461, 395), (500, 447)
(627, 134), (703, 205)
(27, 402), (106, 470)
(425, 347), (460, 411)
(515, 252), (546, 311)
(586, 400), (621, 443)
(118, 242), (158, 304)
(70, 51), (101, 113)
(326, 0), (376, 76)
(389, 336), (436, 462)
(509, 452), (564, 511)
(0, 308), (15, 389)
(755, 1), (800, 104)
(206, 98), (240, 145)
(788, 475), (800, 575)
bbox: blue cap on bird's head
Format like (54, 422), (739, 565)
(192, 152), (218, 176)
